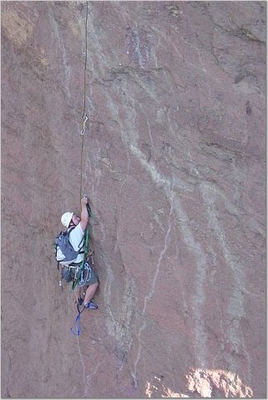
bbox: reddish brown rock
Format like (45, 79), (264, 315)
(1, 1), (266, 398)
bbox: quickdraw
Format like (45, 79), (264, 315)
(76, 261), (92, 288)
(80, 114), (89, 136)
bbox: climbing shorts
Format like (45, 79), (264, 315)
(85, 265), (98, 286)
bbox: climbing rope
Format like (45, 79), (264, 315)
(71, 303), (85, 336)
(71, 213), (91, 291)
(70, 203), (92, 336)
(79, 1), (89, 200)
(70, 3), (91, 337)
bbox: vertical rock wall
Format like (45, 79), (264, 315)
(1, 1), (266, 398)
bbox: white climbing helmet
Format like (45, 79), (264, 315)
(61, 212), (74, 228)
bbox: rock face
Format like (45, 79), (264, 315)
(1, 1), (266, 398)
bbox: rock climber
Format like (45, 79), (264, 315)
(61, 195), (99, 309)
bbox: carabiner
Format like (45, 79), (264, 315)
(80, 114), (89, 136)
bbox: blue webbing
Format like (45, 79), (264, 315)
(70, 304), (85, 336)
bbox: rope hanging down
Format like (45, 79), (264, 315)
(79, 1), (89, 200)
(71, 303), (85, 336)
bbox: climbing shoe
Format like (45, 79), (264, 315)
(84, 300), (98, 310)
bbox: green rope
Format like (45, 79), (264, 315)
(71, 225), (90, 291)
